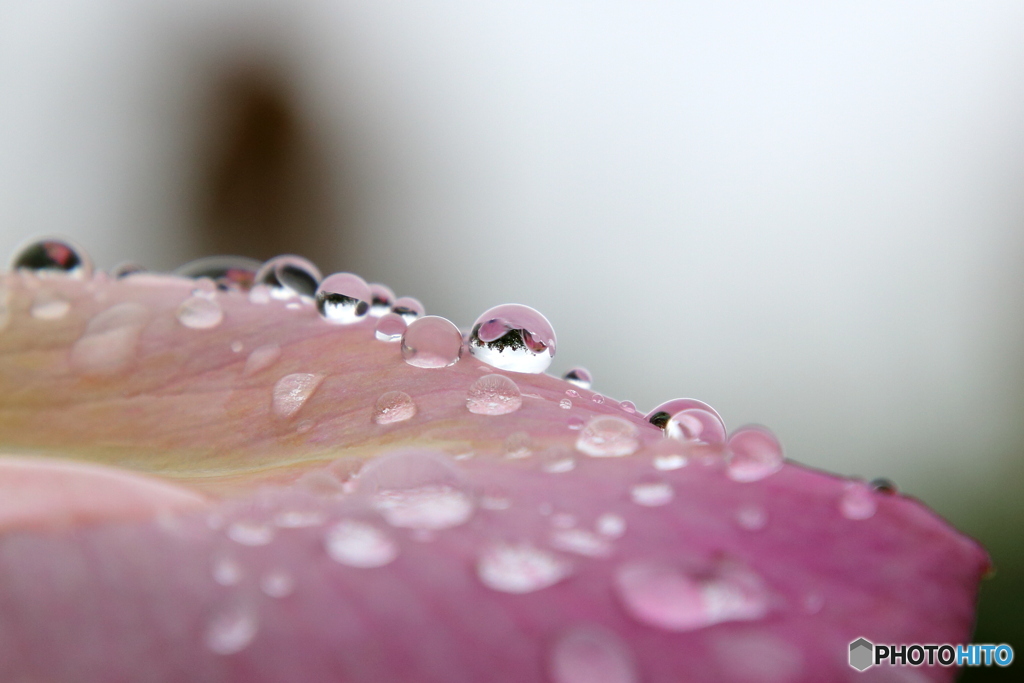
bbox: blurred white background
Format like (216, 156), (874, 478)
(1, 0), (1023, 513)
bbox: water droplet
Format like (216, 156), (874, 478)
(174, 255), (261, 290)
(504, 431), (533, 459)
(230, 341), (244, 353)
(550, 528), (613, 558)
(368, 283), (395, 317)
(226, 520), (274, 546)
(374, 312), (406, 342)
(549, 626), (638, 683)
(646, 398), (724, 432)
(726, 427), (784, 482)
(630, 480), (674, 507)
(565, 389), (580, 398)
(271, 373), (324, 419)
(666, 408), (726, 445)
(735, 504), (768, 531)
(205, 603), (258, 655)
(391, 296), (424, 322)
(248, 284), (271, 304)
(11, 237), (91, 278)
(401, 315), (462, 368)
(243, 344), (281, 376)
(274, 509), (325, 528)
(614, 560), (768, 632)
(652, 449), (688, 471)
(595, 513), (626, 538)
(591, 394), (605, 404)
(111, 262), (145, 278)
(466, 373), (523, 415)
(619, 400), (636, 414)
(468, 303), (556, 373)
(477, 542), (572, 593)
(567, 416), (585, 430)
(316, 272), (372, 324)
(260, 569), (295, 598)
(373, 485), (475, 530)
(839, 481), (877, 520)
(541, 451), (576, 474)
(325, 519), (398, 568)
(563, 367), (592, 390)
(254, 255), (321, 299)
(29, 291), (70, 320)
(212, 555), (243, 586)
(559, 398), (572, 410)
(373, 391), (417, 424)
(870, 478), (898, 494)
(575, 416), (639, 457)
(177, 296), (224, 329)
(70, 303), (148, 377)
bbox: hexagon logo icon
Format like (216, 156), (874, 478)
(849, 638), (874, 671)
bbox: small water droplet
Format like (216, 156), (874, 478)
(401, 315), (462, 368)
(227, 520), (274, 546)
(468, 303), (556, 373)
(567, 416), (585, 430)
(466, 373), (523, 415)
(175, 255), (261, 290)
(726, 427), (784, 482)
(177, 295), (224, 329)
(230, 340), (244, 353)
(630, 480), (674, 507)
(254, 255), (321, 299)
(575, 416), (639, 457)
(374, 312), (407, 341)
(667, 408), (726, 445)
(646, 398), (724, 432)
(653, 451), (688, 471)
(870, 478), (898, 494)
(619, 400), (636, 414)
(260, 569), (295, 598)
(550, 528), (613, 558)
(541, 451), (577, 474)
(325, 519), (398, 568)
(559, 398), (572, 410)
(368, 283), (395, 317)
(29, 291), (70, 320)
(11, 237), (91, 278)
(504, 431), (533, 459)
(316, 272), (372, 324)
(735, 504), (768, 531)
(391, 296), (424, 322)
(373, 391), (417, 424)
(373, 485), (475, 530)
(243, 344), (281, 376)
(477, 542), (572, 593)
(591, 394), (605, 404)
(70, 302), (148, 377)
(563, 367), (592, 390)
(839, 481), (877, 520)
(595, 513), (626, 538)
(272, 373), (324, 419)
(212, 555), (243, 586)
(549, 626), (638, 683)
(205, 603), (258, 655)
(274, 509), (325, 528)
(614, 560), (768, 632)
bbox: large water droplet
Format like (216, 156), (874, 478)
(726, 427), (784, 482)
(652, 443), (688, 471)
(391, 296), (425, 322)
(550, 528), (613, 558)
(549, 626), (638, 683)
(374, 312), (406, 342)
(373, 391), (417, 424)
(70, 303), (149, 377)
(575, 416), (640, 457)
(205, 603), (258, 655)
(667, 408), (726, 445)
(468, 304), (556, 373)
(316, 272), (372, 324)
(29, 291), (70, 320)
(477, 542), (572, 593)
(614, 560), (768, 632)
(401, 315), (462, 368)
(11, 237), (91, 278)
(504, 431), (533, 459)
(466, 374), (523, 415)
(254, 255), (321, 300)
(839, 481), (877, 520)
(630, 480), (674, 507)
(368, 283), (395, 317)
(272, 373), (324, 419)
(176, 295), (224, 329)
(646, 398), (724, 432)
(325, 519), (398, 568)
(174, 255), (261, 290)
(260, 569), (295, 598)
(373, 485), (474, 530)
(227, 520), (274, 546)
(563, 367), (592, 390)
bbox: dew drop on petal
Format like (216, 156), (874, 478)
(653, 452), (688, 471)
(559, 398), (572, 410)
(373, 391), (417, 424)
(630, 480), (674, 507)
(177, 295), (224, 329)
(29, 291), (70, 320)
(274, 509), (326, 528)
(11, 237), (92, 278)
(260, 569), (295, 598)
(254, 255), (321, 299)
(271, 373), (324, 419)
(549, 626), (638, 683)
(735, 504), (768, 531)
(596, 513), (627, 538)
(550, 528), (613, 558)
(316, 272), (372, 324)
(646, 398), (724, 432)
(575, 416), (640, 457)
(174, 255), (261, 291)
(205, 603), (258, 655)
(468, 303), (556, 373)
(467, 373), (523, 415)
(243, 344), (281, 376)
(567, 416), (585, 431)
(230, 341), (244, 353)
(70, 303), (148, 377)
(591, 394), (605, 404)
(870, 478), (898, 494)
(374, 312), (406, 342)
(477, 542), (572, 594)
(541, 450), (577, 474)
(566, 389), (580, 398)
(212, 556), (243, 586)
(667, 408), (727, 445)
(726, 427), (784, 483)
(504, 431), (533, 459)
(226, 520), (274, 546)
(619, 400), (636, 414)
(248, 284), (271, 304)
(562, 367), (592, 390)
(401, 315), (462, 368)
(325, 519), (398, 568)
(373, 485), (475, 530)
(840, 481), (878, 520)
(391, 296), (425, 322)
(368, 283), (395, 317)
